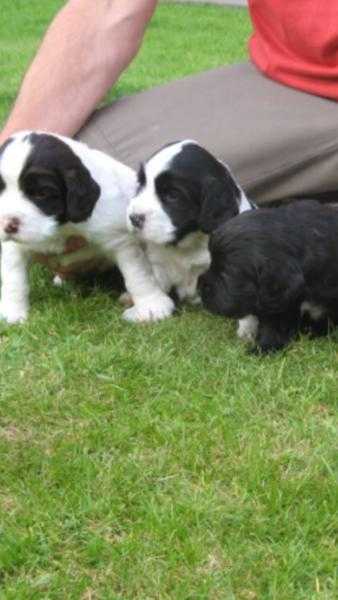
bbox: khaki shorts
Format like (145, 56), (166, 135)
(77, 63), (338, 204)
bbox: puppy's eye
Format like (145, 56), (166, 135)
(162, 190), (181, 204)
(34, 187), (60, 201)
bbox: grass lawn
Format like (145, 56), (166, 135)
(0, 2), (337, 599)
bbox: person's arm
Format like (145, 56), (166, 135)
(0, 0), (158, 144)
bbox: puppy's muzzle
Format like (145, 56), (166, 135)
(1, 216), (21, 235)
(129, 213), (145, 230)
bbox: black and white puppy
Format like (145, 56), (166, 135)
(127, 140), (255, 313)
(0, 131), (175, 323)
(198, 201), (338, 353)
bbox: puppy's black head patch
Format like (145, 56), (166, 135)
(154, 169), (201, 242)
(19, 133), (100, 223)
(155, 143), (240, 241)
(137, 164), (146, 190)
(0, 138), (14, 193)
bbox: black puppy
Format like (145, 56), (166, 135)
(198, 201), (338, 353)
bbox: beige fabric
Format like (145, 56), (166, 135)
(77, 63), (338, 204)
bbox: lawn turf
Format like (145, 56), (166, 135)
(0, 2), (337, 599)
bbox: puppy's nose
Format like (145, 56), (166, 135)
(129, 213), (145, 230)
(4, 217), (20, 235)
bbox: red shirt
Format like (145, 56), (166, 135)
(249, 0), (338, 100)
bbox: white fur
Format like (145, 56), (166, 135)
(237, 315), (259, 342)
(238, 189), (253, 214)
(0, 131), (174, 324)
(300, 301), (326, 321)
(0, 242), (30, 323)
(145, 232), (210, 303)
(53, 274), (64, 287)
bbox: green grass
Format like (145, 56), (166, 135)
(0, 2), (337, 599)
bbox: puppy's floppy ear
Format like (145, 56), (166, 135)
(63, 166), (100, 223)
(199, 174), (239, 234)
(258, 259), (305, 314)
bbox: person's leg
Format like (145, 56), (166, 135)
(77, 63), (338, 204)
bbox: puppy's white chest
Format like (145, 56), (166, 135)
(147, 235), (210, 301)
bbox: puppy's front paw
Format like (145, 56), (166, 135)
(123, 294), (175, 323)
(0, 302), (28, 324)
(118, 292), (133, 307)
(237, 315), (258, 343)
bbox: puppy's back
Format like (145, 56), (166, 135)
(211, 201), (338, 259)
(210, 201), (338, 314)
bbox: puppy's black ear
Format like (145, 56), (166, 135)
(199, 174), (240, 234)
(258, 259), (305, 314)
(64, 167), (100, 223)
